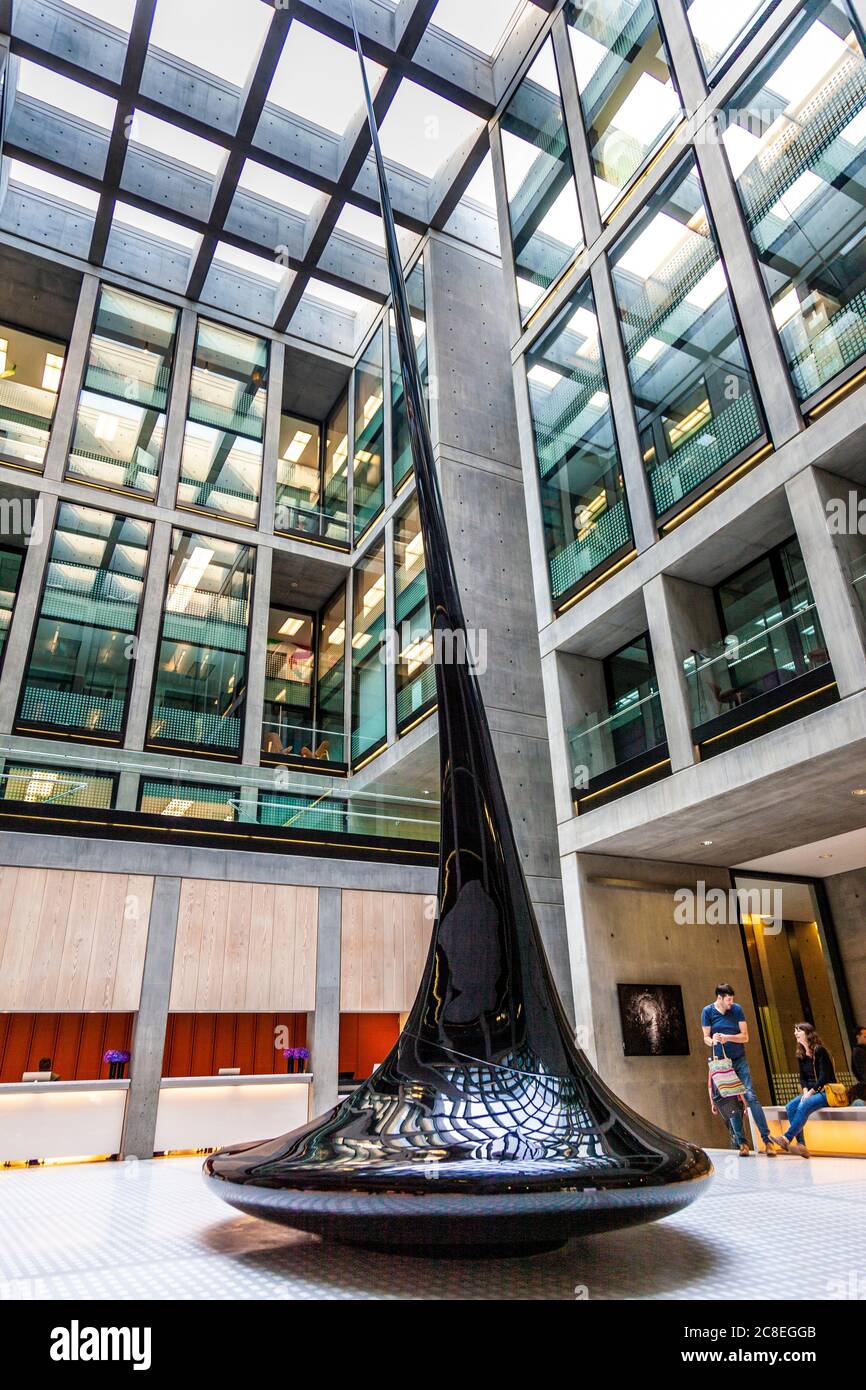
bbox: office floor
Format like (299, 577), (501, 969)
(1, 1151), (863, 1300)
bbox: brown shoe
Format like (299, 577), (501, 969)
(766, 1134), (790, 1151)
(738, 1143), (751, 1156)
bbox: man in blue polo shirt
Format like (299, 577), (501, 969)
(701, 983), (783, 1155)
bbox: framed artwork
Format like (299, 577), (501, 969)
(617, 983), (690, 1057)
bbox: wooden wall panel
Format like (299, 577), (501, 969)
(169, 880), (318, 1012)
(340, 892), (433, 1012)
(0, 869), (152, 1012)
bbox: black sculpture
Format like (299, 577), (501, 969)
(203, 7), (712, 1255)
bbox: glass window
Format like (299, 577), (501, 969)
(178, 320), (268, 523)
(500, 37), (583, 319)
(0, 544), (25, 672)
(258, 790), (348, 833)
(67, 285), (178, 496)
(353, 326), (385, 540)
(261, 607), (317, 760)
(148, 530), (254, 756)
(16, 503), (151, 739)
(0, 322), (65, 472)
(394, 496), (434, 731)
(685, 0), (778, 79)
(609, 155), (764, 518)
(138, 779), (240, 820)
(526, 278), (632, 605)
(0, 762), (114, 808)
(391, 259), (428, 491)
(317, 586), (347, 764)
(275, 414), (323, 538)
(603, 632), (666, 763)
(351, 542), (387, 763)
(565, 0), (683, 219)
(323, 390), (351, 546)
(721, 0), (866, 403)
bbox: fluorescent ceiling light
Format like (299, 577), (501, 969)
(283, 429), (313, 462)
(768, 22), (848, 106)
(431, 0), (521, 55)
(613, 73), (680, 141)
(7, 159), (100, 211)
(721, 123), (762, 179)
(113, 201), (200, 249)
(167, 545), (214, 611)
(129, 110), (225, 175)
(685, 262), (727, 310)
(65, 0), (137, 28)
(772, 286), (801, 329)
(16, 58), (116, 129)
(379, 81), (484, 178)
(616, 211), (685, 279)
(237, 160), (321, 214)
(769, 169), (822, 220)
(149, 0), (272, 88)
(588, 390), (609, 409)
(268, 23), (386, 135)
(213, 240), (287, 285)
(42, 353), (65, 391)
(278, 616), (305, 637)
(527, 363), (563, 389)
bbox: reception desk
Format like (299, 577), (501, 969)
(154, 1074), (313, 1154)
(0, 1080), (129, 1164)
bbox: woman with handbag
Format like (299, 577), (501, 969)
(776, 1023), (837, 1155)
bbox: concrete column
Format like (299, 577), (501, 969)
(550, 10), (603, 246)
(693, 135), (803, 450)
(0, 492), (58, 734)
(558, 853), (599, 1067)
(156, 308), (197, 511)
(540, 650), (577, 824)
(487, 120), (524, 344)
(655, 0), (707, 115)
(115, 769), (140, 811)
(42, 274), (100, 481)
(512, 351), (556, 629)
(259, 339), (283, 535)
(241, 542), (272, 767)
(590, 256), (657, 553)
(124, 520), (172, 750)
(120, 874), (181, 1159)
(426, 233), (574, 1016)
(306, 885), (341, 1117)
(786, 466), (866, 698)
(384, 515), (397, 747)
(644, 572), (704, 771)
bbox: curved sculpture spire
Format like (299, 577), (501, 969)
(204, 5), (712, 1253)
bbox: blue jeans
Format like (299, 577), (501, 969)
(726, 1054), (771, 1143)
(784, 1091), (827, 1141)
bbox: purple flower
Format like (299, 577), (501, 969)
(296, 1047), (310, 1060)
(282, 1047), (298, 1059)
(103, 1049), (130, 1064)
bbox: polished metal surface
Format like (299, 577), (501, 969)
(204, 3), (712, 1253)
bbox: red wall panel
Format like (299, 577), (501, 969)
(0, 1014), (134, 1082)
(339, 1014), (399, 1080)
(162, 1014), (307, 1076)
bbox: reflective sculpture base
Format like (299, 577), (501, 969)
(204, 1045), (712, 1255)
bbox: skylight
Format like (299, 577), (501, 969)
(7, 159), (100, 211)
(334, 204), (420, 260)
(213, 241), (288, 285)
(768, 22), (849, 106)
(305, 278), (375, 314)
(431, 0), (522, 55)
(460, 153), (498, 209)
(613, 73), (680, 141)
(378, 81), (484, 178)
(616, 212), (687, 279)
(149, 0), (272, 88)
(15, 58), (117, 129)
(63, 0), (137, 30)
(267, 24), (386, 135)
(113, 201), (201, 250)
(129, 111), (226, 175)
(237, 160), (322, 215)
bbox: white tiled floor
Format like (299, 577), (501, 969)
(1, 1151), (864, 1300)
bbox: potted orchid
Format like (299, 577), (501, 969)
(283, 1047), (311, 1074)
(104, 1049), (130, 1080)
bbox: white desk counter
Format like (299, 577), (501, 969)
(0, 1080), (129, 1163)
(154, 1073), (313, 1154)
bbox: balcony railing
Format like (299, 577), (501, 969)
(568, 679), (668, 804)
(683, 602), (834, 741)
(261, 716), (345, 767)
(274, 492), (350, 547)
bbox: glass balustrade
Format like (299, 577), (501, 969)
(568, 679), (666, 786)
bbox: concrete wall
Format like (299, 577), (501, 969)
(823, 868), (866, 1025)
(564, 852), (771, 1150)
